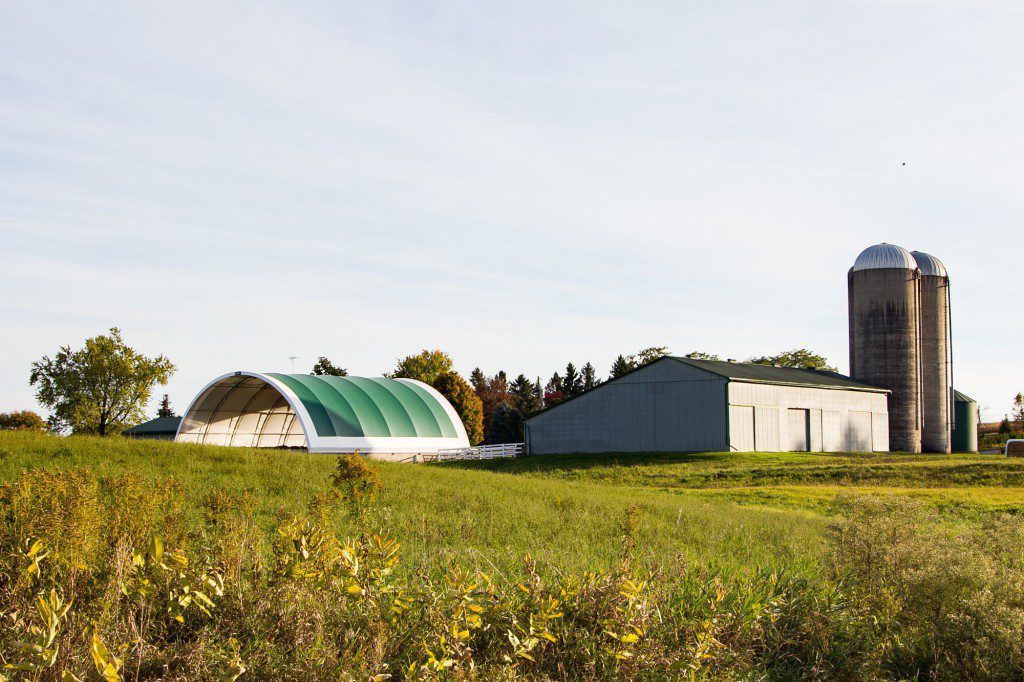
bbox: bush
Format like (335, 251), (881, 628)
(0, 410), (48, 431)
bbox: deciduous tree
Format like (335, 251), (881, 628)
(0, 410), (48, 431)
(29, 328), (175, 435)
(609, 347), (671, 379)
(747, 348), (837, 372)
(433, 371), (484, 445)
(544, 373), (564, 407)
(390, 350), (454, 385)
(311, 356), (348, 376)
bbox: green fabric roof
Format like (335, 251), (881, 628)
(124, 416), (182, 435)
(266, 374), (459, 439)
(670, 357), (888, 392)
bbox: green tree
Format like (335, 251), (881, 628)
(1000, 417), (1012, 435)
(609, 347), (671, 379)
(156, 394), (176, 418)
(510, 374), (543, 416)
(311, 356), (348, 376)
(609, 354), (633, 379)
(581, 362), (601, 391)
(684, 351), (720, 360)
(747, 348), (838, 372)
(634, 346), (670, 366)
(433, 371), (484, 445)
(0, 410), (48, 431)
(29, 328), (175, 435)
(469, 367), (487, 394)
(1013, 393), (1024, 430)
(390, 350), (454, 385)
(563, 363), (583, 398)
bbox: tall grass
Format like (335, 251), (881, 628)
(3, 433), (1024, 678)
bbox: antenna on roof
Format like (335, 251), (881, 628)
(289, 356), (298, 373)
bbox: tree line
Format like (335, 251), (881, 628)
(5, 327), (844, 446)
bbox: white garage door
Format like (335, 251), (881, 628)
(786, 409), (810, 452)
(729, 405), (755, 451)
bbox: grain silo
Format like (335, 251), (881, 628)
(911, 251), (952, 453)
(848, 243), (922, 452)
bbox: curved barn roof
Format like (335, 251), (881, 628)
(266, 374), (461, 439)
(176, 371), (469, 454)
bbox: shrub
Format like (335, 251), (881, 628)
(0, 410), (48, 431)
(7, 472), (1024, 678)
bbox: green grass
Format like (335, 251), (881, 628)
(0, 432), (824, 576)
(4, 433), (1021, 577)
(454, 449), (1024, 517)
(7, 433), (1024, 678)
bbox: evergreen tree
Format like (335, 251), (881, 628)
(563, 363), (583, 398)
(156, 394), (176, 418)
(544, 372), (564, 407)
(510, 374), (542, 416)
(581, 362), (601, 391)
(469, 367), (487, 394)
(609, 354), (634, 379)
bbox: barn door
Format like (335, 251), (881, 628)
(786, 409), (810, 452)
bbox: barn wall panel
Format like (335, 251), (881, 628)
(526, 360), (728, 454)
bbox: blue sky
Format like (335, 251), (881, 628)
(1, 1), (1021, 421)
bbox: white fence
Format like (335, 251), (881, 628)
(403, 443), (524, 463)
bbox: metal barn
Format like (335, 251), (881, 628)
(524, 357), (890, 454)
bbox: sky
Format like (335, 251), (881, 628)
(1, 0), (1022, 422)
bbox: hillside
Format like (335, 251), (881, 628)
(3, 433), (1024, 679)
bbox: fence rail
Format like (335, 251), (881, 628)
(403, 443), (524, 463)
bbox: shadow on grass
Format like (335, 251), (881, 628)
(429, 450), (851, 475)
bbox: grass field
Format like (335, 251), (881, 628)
(0, 432), (827, 574)
(4, 432), (1024, 679)
(460, 449), (1024, 516)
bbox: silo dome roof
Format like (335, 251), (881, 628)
(851, 243), (918, 271)
(910, 251), (948, 277)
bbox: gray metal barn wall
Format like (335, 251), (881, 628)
(727, 383), (889, 452)
(525, 361), (728, 454)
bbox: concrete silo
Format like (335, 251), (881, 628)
(848, 244), (922, 453)
(911, 251), (951, 453)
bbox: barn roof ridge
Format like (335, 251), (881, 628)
(668, 357), (888, 393)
